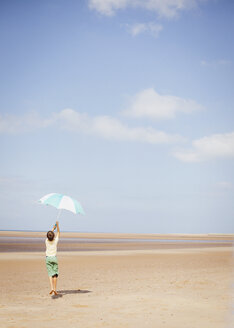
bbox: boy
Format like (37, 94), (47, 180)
(45, 221), (60, 295)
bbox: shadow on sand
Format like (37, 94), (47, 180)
(52, 289), (92, 299)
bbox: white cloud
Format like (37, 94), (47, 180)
(123, 88), (203, 120)
(57, 108), (184, 144)
(0, 109), (184, 144)
(89, 0), (201, 18)
(216, 181), (233, 190)
(173, 132), (234, 162)
(0, 111), (52, 134)
(201, 59), (232, 67)
(89, 0), (128, 16)
(127, 22), (163, 37)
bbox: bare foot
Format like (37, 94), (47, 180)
(53, 291), (59, 295)
(49, 290), (54, 295)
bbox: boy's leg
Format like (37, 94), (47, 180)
(46, 258), (54, 293)
(49, 276), (53, 293)
(52, 276), (57, 292)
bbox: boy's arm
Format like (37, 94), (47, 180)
(51, 223), (56, 232)
(56, 221), (60, 238)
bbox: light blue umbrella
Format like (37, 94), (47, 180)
(38, 193), (85, 219)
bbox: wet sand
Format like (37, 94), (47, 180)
(0, 231), (233, 252)
(0, 231), (233, 328)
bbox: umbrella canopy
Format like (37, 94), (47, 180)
(39, 193), (85, 215)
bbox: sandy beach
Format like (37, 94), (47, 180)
(0, 232), (233, 328)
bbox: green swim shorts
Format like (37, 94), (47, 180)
(46, 256), (59, 277)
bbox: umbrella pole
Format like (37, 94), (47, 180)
(56, 209), (62, 221)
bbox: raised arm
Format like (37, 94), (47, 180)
(51, 223), (57, 232)
(56, 221), (60, 238)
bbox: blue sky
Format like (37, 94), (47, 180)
(0, 0), (234, 233)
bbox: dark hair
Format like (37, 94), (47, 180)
(47, 231), (55, 241)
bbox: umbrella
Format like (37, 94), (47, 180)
(38, 193), (85, 219)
